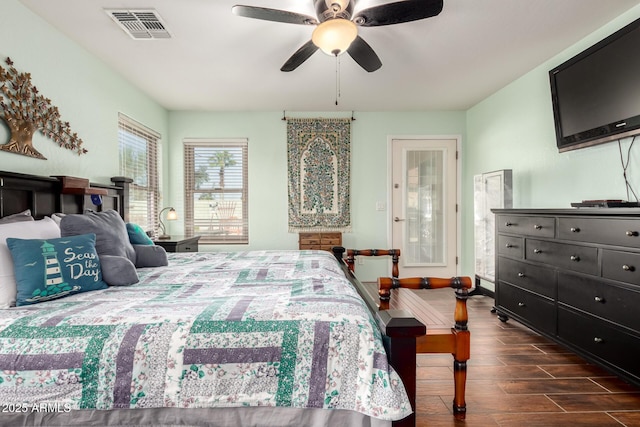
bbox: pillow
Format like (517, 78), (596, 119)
(127, 222), (154, 245)
(49, 213), (66, 226)
(0, 217), (60, 308)
(99, 255), (139, 286)
(134, 245), (168, 268)
(6, 233), (108, 306)
(60, 210), (136, 263)
(0, 209), (34, 224)
(60, 210), (141, 283)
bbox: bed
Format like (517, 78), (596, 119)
(0, 171), (426, 427)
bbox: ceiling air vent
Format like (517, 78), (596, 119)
(105, 9), (171, 40)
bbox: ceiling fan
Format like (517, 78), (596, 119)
(232, 0), (444, 72)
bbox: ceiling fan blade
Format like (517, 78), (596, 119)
(353, 0), (443, 27)
(281, 40), (319, 72)
(347, 36), (382, 72)
(232, 5), (318, 25)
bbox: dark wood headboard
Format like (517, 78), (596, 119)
(0, 171), (129, 220)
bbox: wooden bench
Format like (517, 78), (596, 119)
(378, 276), (472, 419)
(340, 249), (471, 419)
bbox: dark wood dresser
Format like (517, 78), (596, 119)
(298, 232), (342, 251)
(493, 208), (640, 386)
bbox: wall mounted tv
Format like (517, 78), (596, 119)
(549, 17), (640, 152)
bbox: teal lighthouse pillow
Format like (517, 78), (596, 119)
(6, 233), (108, 306)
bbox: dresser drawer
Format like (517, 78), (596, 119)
(558, 307), (640, 380)
(498, 283), (556, 335)
(498, 235), (524, 259)
(558, 217), (640, 248)
(558, 272), (640, 332)
(173, 241), (198, 252)
(299, 233), (321, 246)
(497, 215), (555, 238)
(320, 233), (342, 245)
(602, 250), (640, 286)
(498, 257), (556, 298)
(526, 239), (598, 275)
(299, 232), (341, 251)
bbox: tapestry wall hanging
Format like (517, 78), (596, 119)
(0, 57), (86, 159)
(287, 118), (351, 232)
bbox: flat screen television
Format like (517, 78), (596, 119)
(549, 17), (640, 152)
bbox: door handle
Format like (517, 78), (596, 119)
(394, 217), (405, 222)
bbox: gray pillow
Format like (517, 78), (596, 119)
(134, 245), (169, 268)
(99, 255), (139, 286)
(0, 209), (34, 224)
(60, 210), (136, 264)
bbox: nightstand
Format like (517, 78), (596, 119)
(153, 235), (200, 253)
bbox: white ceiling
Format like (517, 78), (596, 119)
(19, 0), (640, 112)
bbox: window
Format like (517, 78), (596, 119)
(184, 139), (248, 244)
(118, 113), (160, 231)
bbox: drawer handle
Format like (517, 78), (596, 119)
(533, 249), (542, 254)
(622, 264), (635, 271)
(594, 296), (605, 303)
(534, 224), (542, 230)
(505, 243), (513, 248)
(518, 272), (525, 278)
(570, 227), (580, 233)
(517, 302), (526, 307)
(593, 337), (603, 344)
(626, 230), (639, 237)
(570, 255), (580, 262)
(505, 221), (514, 227)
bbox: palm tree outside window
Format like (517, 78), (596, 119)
(184, 138), (248, 244)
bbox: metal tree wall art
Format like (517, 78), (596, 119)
(0, 57), (87, 159)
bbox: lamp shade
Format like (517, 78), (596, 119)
(312, 19), (357, 56)
(166, 208), (178, 221)
(158, 207), (178, 239)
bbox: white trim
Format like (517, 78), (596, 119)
(118, 112), (161, 139)
(183, 138), (248, 147)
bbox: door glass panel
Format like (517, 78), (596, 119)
(405, 149), (445, 265)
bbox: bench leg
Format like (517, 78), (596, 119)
(452, 358), (467, 419)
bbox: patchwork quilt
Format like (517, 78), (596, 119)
(0, 250), (411, 421)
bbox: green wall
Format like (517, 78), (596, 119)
(464, 5), (640, 286)
(168, 110), (466, 280)
(0, 0), (168, 184)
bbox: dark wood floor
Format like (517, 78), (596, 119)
(413, 289), (640, 426)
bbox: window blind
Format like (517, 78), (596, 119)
(118, 113), (160, 231)
(184, 139), (249, 244)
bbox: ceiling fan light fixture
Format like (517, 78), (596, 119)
(312, 19), (357, 56)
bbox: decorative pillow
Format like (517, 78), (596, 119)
(134, 245), (168, 268)
(99, 255), (139, 286)
(6, 233), (108, 306)
(127, 222), (154, 245)
(60, 210), (136, 263)
(0, 217), (61, 308)
(0, 209), (34, 224)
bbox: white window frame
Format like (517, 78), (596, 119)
(184, 138), (249, 244)
(118, 113), (160, 232)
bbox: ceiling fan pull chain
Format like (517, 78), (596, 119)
(335, 54), (340, 106)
